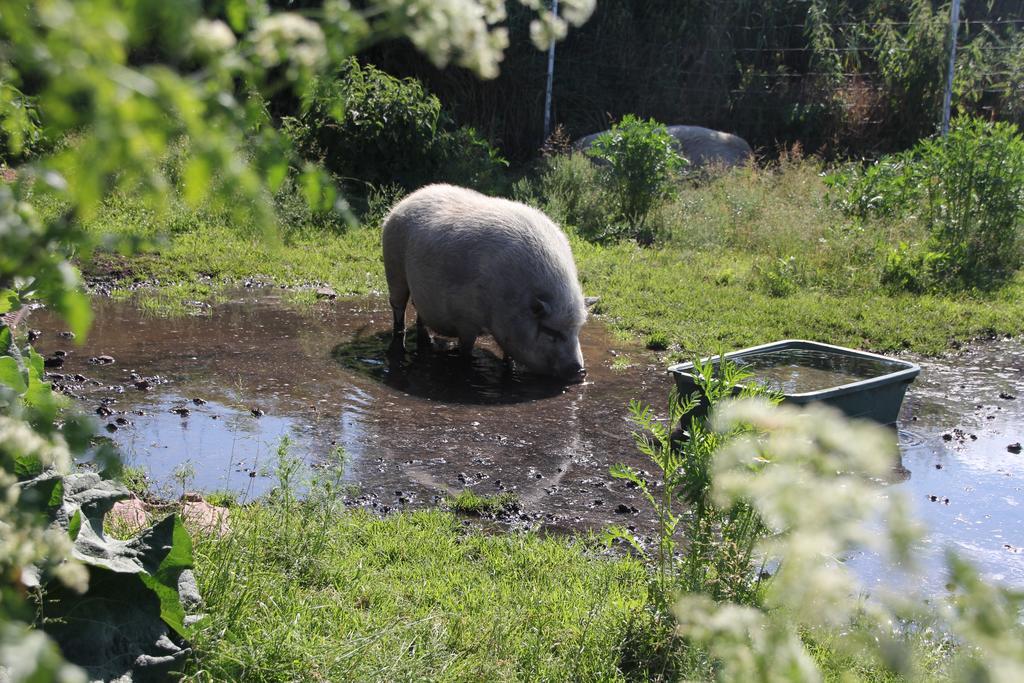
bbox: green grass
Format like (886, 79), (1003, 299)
(187, 505), (662, 681)
(117, 465), (151, 497)
(444, 490), (520, 516)
(574, 240), (1024, 356)
(72, 160), (1024, 355)
(185, 498), (952, 682)
(136, 281), (223, 317)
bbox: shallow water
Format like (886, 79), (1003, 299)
(34, 290), (1024, 592)
(733, 347), (909, 394)
(34, 289), (668, 533)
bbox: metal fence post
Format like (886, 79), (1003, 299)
(941, 0), (962, 135)
(543, 0), (559, 142)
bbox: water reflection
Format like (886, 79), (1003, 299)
(33, 290), (1024, 592)
(331, 328), (570, 404)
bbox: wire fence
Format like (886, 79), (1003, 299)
(368, 1), (1024, 160)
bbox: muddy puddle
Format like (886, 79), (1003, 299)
(33, 289), (1023, 592)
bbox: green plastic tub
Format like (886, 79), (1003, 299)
(668, 339), (921, 425)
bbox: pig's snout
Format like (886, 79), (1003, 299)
(560, 360), (586, 383)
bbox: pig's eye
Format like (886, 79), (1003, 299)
(539, 325), (564, 342)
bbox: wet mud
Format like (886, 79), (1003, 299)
(34, 290), (1024, 591)
(34, 289), (669, 537)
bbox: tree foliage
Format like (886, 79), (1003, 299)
(0, 0), (594, 678)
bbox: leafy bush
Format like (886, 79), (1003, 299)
(533, 152), (612, 239)
(586, 115), (687, 244)
(831, 116), (1024, 291)
(0, 82), (41, 164)
(284, 58), (441, 188)
(284, 58), (507, 193)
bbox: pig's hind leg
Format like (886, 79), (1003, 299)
(387, 281), (409, 349)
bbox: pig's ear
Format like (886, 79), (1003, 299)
(531, 297), (550, 319)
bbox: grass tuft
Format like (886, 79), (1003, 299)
(444, 490), (520, 516)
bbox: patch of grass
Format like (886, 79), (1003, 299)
(74, 158), (1024, 356)
(136, 282), (223, 318)
(444, 490), (519, 516)
(574, 239), (1024, 356)
(803, 626), (954, 682)
(187, 496), (951, 682)
(280, 288), (322, 308)
(203, 490), (240, 508)
(188, 506), (664, 681)
(118, 464), (150, 497)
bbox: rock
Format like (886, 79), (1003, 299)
(27, 329), (41, 342)
(574, 124), (754, 170)
(58, 330), (76, 340)
(134, 379), (151, 391)
(999, 392), (1017, 400)
(89, 355), (116, 365)
(250, 407), (265, 417)
(109, 495), (149, 529)
(105, 423), (118, 433)
(1009, 442), (1022, 454)
(44, 355), (65, 369)
(181, 498), (231, 536)
(192, 397), (207, 405)
(315, 286), (338, 300)
(171, 407), (191, 417)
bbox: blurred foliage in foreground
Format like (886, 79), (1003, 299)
(0, 0), (593, 679)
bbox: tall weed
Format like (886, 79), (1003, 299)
(533, 152), (612, 240)
(608, 359), (772, 610)
(832, 116), (1024, 291)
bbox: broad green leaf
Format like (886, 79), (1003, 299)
(14, 452), (45, 481)
(47, 477), (65, 508)
(0, 288), (18, 314)
(68, 509), (82, 541)
(0, 356), (27, 394)
(26, 346), (44, 380)
(24, 374), (58, 425)
(137, 514), (194, 637)
(300, 166), (322, 210)
(225, 0), (248, 32)
(266, 161), (288, 193)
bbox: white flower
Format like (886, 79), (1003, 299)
(191, 18), (237, 57)
(251, 13), (326, 75)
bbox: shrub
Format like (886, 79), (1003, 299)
(607, 360), (773, 609)
(586, 115), (687, 245)
(284, 58), (506, 193)
(831, 116), (1024, 291)
(431, 124), (509, 193)
(751, 255), (801, 298)
(0, 82), (41, 164)
(533, 152), (612, 239)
